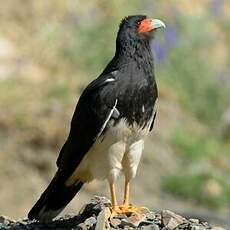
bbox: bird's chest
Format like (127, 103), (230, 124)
(106, 118), (151, 145)
(69, 118), (148, 182)
(116, 76), (157, 127)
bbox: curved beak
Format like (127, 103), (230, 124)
(151, 19), (166, 30)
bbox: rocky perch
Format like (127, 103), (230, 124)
(0, 197), (227, 230)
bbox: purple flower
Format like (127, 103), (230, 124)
(151, 24), (178, 64)
(209, 0), (224, 16)
(216, 71), (230, 84)
(165, 25), (177, 48)
(151, 40), (167, 64)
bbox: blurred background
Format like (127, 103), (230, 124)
(0, 0), (229, 224)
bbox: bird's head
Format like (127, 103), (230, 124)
(117, 15), (166, 42)
(115, 15), (165, 57)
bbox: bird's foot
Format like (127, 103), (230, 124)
(110, 206), (122, 219)
(110, 204), (149, 219)
(119, 204), (149, 214)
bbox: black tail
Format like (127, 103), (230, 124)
(28, 172), (83, 222)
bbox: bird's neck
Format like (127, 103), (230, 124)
(117, 39), (153, 63)
(103, 39), (154, 75)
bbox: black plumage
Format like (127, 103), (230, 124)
(28, 15), (164, 222)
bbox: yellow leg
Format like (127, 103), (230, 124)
(123, 180), (130, 208)
(109, 180), (148, 219)
(119, 180), (131, 212)
(120, 180), (148, 214)
(109, 182), (120, 212)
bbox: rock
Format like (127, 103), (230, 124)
(110, 217), (121, 228)
(84, 216), (97, 228)
(78, 222), (88, 230)
(95, 207), (111, 230)
(0, 196), (226, 229)
(128, 213), (146, 227)
(120, 213), (146, 228)
(161, 210), (185, 229)
(141, 224), (160, 230)
(0, 216), (9, 224)
(189, 218), (200, 224)
(145, 212), (156, 221)
(115, 213), (127, 219)
(0, 215), (16, 225)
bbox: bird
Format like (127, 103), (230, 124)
(28, 15), (165, 222)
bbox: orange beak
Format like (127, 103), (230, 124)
(139, 18), (166, 33)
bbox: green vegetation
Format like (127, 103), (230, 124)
(158, 15), (230, 124)
(162, 126), (230, 208)
(155, 5), (230, 209)
(163, 173), (230, 208)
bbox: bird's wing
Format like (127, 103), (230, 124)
(56, 70), (119, 179)
(149, 111), (157, 131)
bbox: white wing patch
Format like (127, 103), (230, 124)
(112, 107), (120, 118)
(104, 70), (118, 83)
(154, 98), (158, 114)
(96, 99), (119, 139)
(142, 105), (145, 113)
(105, 78), (115, 83)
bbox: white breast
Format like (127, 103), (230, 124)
(65, 118), (152, 186)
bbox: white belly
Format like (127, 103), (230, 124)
(65, 118), (150, 186)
